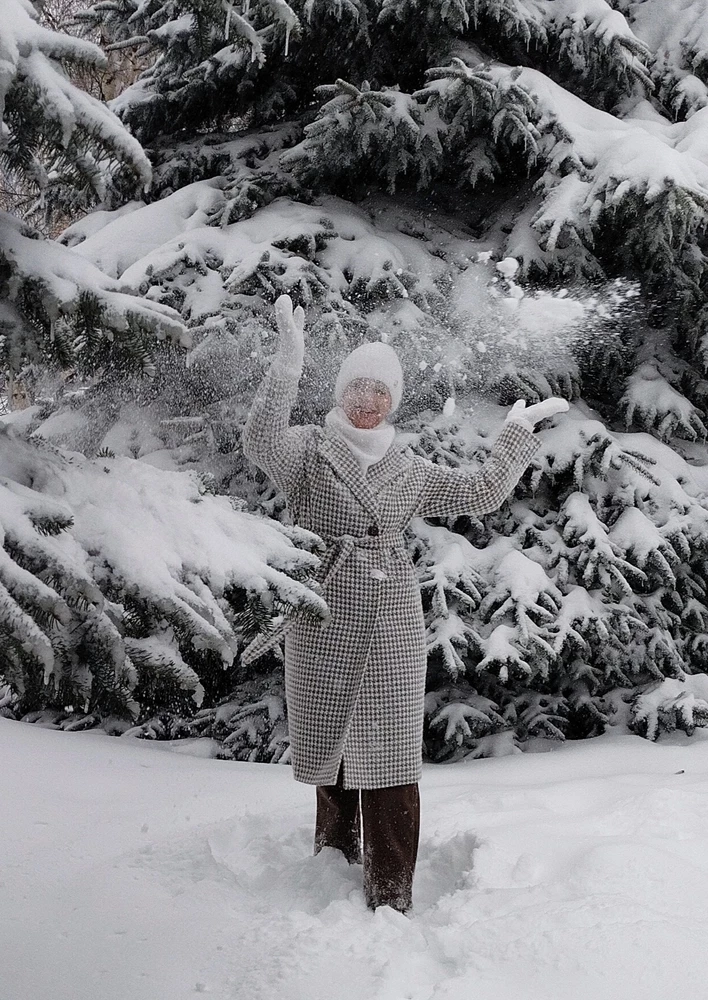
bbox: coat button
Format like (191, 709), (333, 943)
(367, 524), (379, 536)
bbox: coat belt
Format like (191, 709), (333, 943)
(240, 530), (406, 665)
(319, 530), (405, 587)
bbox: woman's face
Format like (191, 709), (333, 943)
(341, 378), (392, 429)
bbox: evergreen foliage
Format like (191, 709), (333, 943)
(0, 422), (326, 724)
(22, 0), (708, 752)
(405, 402), (708, 756)
(0, 0), (187, 384)
(2, 0), (150, 211)
(74, 0), (708, 357)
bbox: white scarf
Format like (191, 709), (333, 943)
(324, 406), (396, 474)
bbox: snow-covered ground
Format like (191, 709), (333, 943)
(3, 718), (708, 1000)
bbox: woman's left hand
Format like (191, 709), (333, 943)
(506, 397), (569, 433)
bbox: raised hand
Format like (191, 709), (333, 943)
(506, 397), (569, 432)
(274, 294), (305, 374)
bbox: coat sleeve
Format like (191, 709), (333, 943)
(412, 420), (541, 519)
(242, 360), (311, 498)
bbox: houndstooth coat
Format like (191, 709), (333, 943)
(242, 364), (540, 789)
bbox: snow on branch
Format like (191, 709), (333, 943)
(401, 398), (708, 719)
(296, 54), (708, 294)
(263, 0), (300, 55)
(429, 698), (504, 744)
(288, 53), (708, 297)
(538, 0), (652, 93)
(0, 210), (187, 370)
(303, 0), (363, 21)
(78, 0), (301, 141)
(549, 586), (613, 656)
(409, 518), (485, 678)
(287, 63), (551, 196)
(472, 548), (559, 680)
(486, 65), (708, 278)
(559, 492), (640, 596)
(622, 0), (708, 118)
(285, 77), (444, 193)
(0, 424), (326, 718)
(609, 507), (680, 589)
(621, 363), (708, 443)
(1, 0), (151, 190)
(222, 2), (266, 63)
(379, 0), (475, 35)
(379, 0), (649, 93)
(631, 676), (708, 740)
(531, 415), (661, 490)
(424, 686), (506, 759)
(69, 192), (444, 323)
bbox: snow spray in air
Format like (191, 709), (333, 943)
(294, 255), (641, 421)
(392, 255), (642, 415)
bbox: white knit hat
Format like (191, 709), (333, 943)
(334, 342), (404, 413)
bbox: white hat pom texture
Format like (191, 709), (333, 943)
(334, 342), (404, 413)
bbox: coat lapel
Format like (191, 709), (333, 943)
(367, 446), (409, 495)
(317, 429), (408, 520)
(317, 431), (379, 519)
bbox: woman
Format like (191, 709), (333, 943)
(242, 294), (568, 914)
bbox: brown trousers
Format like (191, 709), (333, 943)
(314, 763), (420, 912)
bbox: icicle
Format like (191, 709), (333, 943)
(224, 1), (233, 38)
(244, 0), (250, 14)
(284, 21), (291, 56)
(50, 318), (55, 343)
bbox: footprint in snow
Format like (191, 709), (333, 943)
(410, 830), (481, 913)
(129, 809), (481, 922)
(206, 816), (482, 916)
(207, 821), (363, 915)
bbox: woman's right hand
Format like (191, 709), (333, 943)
(274, 294), (305, 374)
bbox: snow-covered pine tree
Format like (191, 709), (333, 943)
(0, 419), (326, 729)
(0, 0), (328, 736)
(52, 0), (708, 751)
(0, 0), (186, 385)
